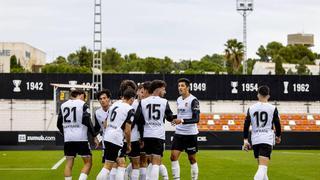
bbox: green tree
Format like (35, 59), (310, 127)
(224, 39), (244, 74)
(274, 55), (285, 75)
(266, 41), (284, 61)
(159, 56), (174, 74)
(42, 56), (91, 73)
(256, 45), (269, 62)
(54, 56), (67, 64)
(247, 58), (257, 75)
(102, 48), (125, 72)
(296, 57), (311, 75)
(10, 55), (25, 73)
(287, 68), (295, 75)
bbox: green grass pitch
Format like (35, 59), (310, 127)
(0, 150), (319, 179)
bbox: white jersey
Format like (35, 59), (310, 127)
(94, 107), (108, 133)
(175, 94), (199, 135)
(103, 101), (134, 147)
(140, 96), (173, 140)
(247, 102), (279, 146)
(131, 99), (140, 142)
(59, 99), (90, 142)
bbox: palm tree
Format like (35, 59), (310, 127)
(224, 39), (244, 74)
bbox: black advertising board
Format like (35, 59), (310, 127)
(1, 131), (320, 150)
(0, 73), (319, 101)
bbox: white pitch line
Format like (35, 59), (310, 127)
(0, 168), (50, 171)
(51, 157), (66, 170)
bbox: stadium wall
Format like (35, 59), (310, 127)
(1, 73), (320, 101)
(0, 131), (319, 150)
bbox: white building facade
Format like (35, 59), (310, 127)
(252, 60), (320, 75)
(0, 42), (46, 73)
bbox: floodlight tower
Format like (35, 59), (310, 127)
(92, 0), (103, 97)
(237, 0), (253, 74)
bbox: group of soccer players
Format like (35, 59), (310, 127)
(57, 78), (200, 180)
(57, 78), (281, 180)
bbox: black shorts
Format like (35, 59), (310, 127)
(171, 134), (198, 155)
(143, 138), (165, 156)
(120, 141), (140, 158)
(104, 141), (122, 162)
(140, 142), (146, 154)
(252, 143), (273, 159)
(101, 148), (105, 163)
(128, 141), (141, 157)
(64, 141), (92, 157)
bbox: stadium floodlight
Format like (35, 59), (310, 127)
(236, 0), (254, 75)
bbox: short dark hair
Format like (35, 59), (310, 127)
(137, 83), (144, 90)
(178, 78), (190, 87)
(258, 85), (270, 96)
(142, 81), (152, 94)
(70, 89), (85, 98)
(118, 79), (137, 98)
(96, 89), (111, 99)
(150, 80), (166, 93)
(123, 88), (136, 100)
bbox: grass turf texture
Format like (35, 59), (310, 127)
(0, 150), (319, 180)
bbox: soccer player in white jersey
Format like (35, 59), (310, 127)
(124, 83), (145, 180)
(243, 85), (282, 180)
(96, 88), (136, 180)
(57, 89), (98, 180)
(93, 89), (111, 162)
(136, 80), (175, 180)
(138, 81), (169, 180)
(170, 78), (200, 180)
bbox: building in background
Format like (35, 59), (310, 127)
(252, 60), (320, 75)
(0, 42), (46, 73)
(287, 33), (314, 47)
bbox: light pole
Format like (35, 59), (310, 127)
(237, 0), (253, 75)
(92, 0), (103, 98)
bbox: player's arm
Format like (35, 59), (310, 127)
(164, 101), (174, 122)
(93, 113), (101, 133)
(181, 99), (200, 124)
(82, 104), (99, 137)
(123, 109), (134, 153)
(135, 102), (145, 139)
(57, 109), (64, 135)
(273, 107), (282, 144)
(243, 109), (251, 151)
(92, 112), (104, 145)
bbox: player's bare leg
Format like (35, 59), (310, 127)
(254, 156), (269, 180)
(130, 156), (140, 180)
(170, 150), (182, 180)
(140, 153), (148, 180)
(79, 156), (92, 180)
(64, 156), (74, 180)
(188, 153), (198, 180)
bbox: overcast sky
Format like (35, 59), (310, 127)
(1, 0), (319, 62)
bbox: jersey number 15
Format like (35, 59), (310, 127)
(146, 104), (161, 120)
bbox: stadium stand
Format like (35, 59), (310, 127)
(1, 100), (319, 132)
(198, 113), (320, 132)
